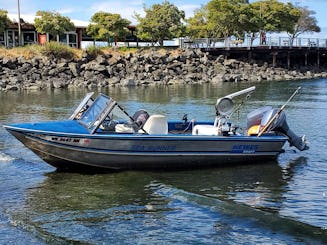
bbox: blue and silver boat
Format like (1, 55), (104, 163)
(3, 86), (308, 171)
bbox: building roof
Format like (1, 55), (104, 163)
(8, 14), (90, 28)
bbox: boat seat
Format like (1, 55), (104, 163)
(140, 114), (168, 134)
(192, 124), (219, 135)
(115, 109), (150, 134)
(115, 123), (135, 133)
(132, 109), (149, 127)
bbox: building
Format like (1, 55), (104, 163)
(0, 14), (89, 49)
(1, 14), (138, 49)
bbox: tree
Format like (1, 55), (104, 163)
(250, 0), (301, 33)
(0, 9), (11, 34)
(237, 3), (261, 46)
(136, 1), (185, 46)
(34, 11), (75, 42)
(287, 7), (320, 44)
(86, 12), (131, 46)
(245, 0), (301, 45)
(186, 5), (211, 38)
(206, 0), (249, 41)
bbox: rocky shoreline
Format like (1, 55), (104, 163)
(0, 48), (326, 91)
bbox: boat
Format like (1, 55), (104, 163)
(3, 86), (309, 171)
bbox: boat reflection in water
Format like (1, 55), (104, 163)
(3, 87), (308, 171)
(13, 156), (326, 244)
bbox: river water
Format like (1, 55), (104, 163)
(0, 79), (326, 244)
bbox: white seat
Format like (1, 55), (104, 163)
(192, 124), (219, 135)
(140, 114), (168, 134)
(115, 124), (135, 133)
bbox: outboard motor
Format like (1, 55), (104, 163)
(261, 109), (309, 151)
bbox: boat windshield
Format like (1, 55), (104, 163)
(69, 92), (95, 120)
(77, 94), (132, 134)
(78, 94), (113, 129)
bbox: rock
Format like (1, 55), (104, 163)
(108, 77), (120, 85)
(68, 62), (79, 77)
(284, 74), (294, 80)
(224, 59), (239, 68)
(83, 70), (95, 80)
(2, 57), (17, 69)
(6, 85), (19, 90)
(52, 79), (67, 89)
(0, 48), (325, 91)
(200, 55), (209, 65)
(96, 55), (108, 65)
(0, 80), (7, 88)
(216, 55), (225, 63)
(121, 78), (135, 86)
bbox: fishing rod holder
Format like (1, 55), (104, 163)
(213, 86), (256, 135)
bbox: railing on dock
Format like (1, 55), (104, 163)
(181, 37), (327, 49)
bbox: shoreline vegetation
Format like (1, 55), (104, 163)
(0, 43), (326, 92)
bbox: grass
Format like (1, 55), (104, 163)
(0, 42), (82, 60)
(41, 42), (81, 60)
(0, 45), (39, 59)
(0, 43), (179, 60)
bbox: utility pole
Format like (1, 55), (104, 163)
(18, 0), (22, 46)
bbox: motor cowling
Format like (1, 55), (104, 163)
(261, 109), (309, 151)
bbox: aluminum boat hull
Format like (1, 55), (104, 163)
(4, 121), (287, 171)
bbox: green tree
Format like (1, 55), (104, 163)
(136, 1), (185, 46)
(240, 0), (300, 45)
(287, 7), (320, 44)
(206, 0), (249, 41)
(34, 11), (75, 42)
(186, 5), (211, 38)
(237, 3), (261, 46)
(0, 9), (11, 34)
(86, 12), (131, 46)
(251, 1), (300, 33)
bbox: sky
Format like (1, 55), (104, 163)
(1, 0), (326, 36)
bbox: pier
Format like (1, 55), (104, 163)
(181, 37), (327, 69)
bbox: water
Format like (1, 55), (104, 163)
(0, 79), (327, 244)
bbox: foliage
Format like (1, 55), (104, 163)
(85, 45), (104, 58)
(40, 41), (76, 59)
(243, 0), (301, 45)
(187, 0), (250, 39)
(0, 9), (11, 33)
(287, 7), (320, 41)
(136, 1), (185, 46)
(250, 0), (301, 33)
(186, 0), (318, 45)
(0, 46), (35, 58)
(0, 43), (81, 59)
(116, 47), (138, 53)
(86, 12), (131, 44)
(34, 11), (75, 39)
(186, 5), (211, 38)
(206, 0), (249, 39)
(236, 3), (261, 44)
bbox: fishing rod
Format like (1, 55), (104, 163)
(257, 87), (301, 137)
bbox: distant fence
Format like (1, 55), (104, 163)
(181, 37), (327, 49)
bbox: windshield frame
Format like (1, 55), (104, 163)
(69, 92), (95, 120)
(78, 94), (117, 134)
